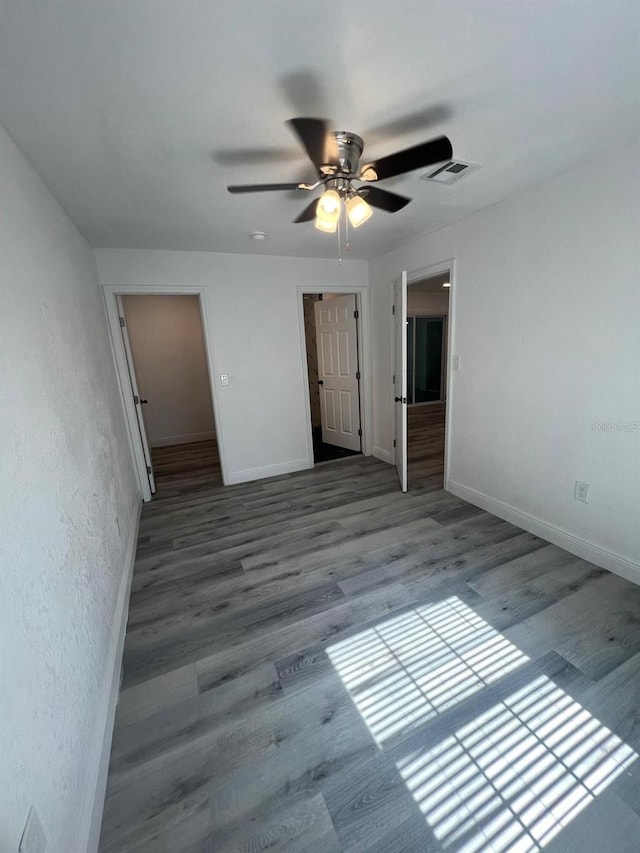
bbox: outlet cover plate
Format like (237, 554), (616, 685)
(574, 480), (590, 504)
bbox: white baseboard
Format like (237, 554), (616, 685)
(226, 457), (312, 485)
(76, 497), (142, 852)
(446, 478), (640, 586)
(372, 445), (392, 465)
(152, 431), (216, 448)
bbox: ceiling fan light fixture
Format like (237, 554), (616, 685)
(346, 194), (373, 228)
(315, 189), (341, 232)
(314, 212), (338, 233)
(318, 189), (341, 216)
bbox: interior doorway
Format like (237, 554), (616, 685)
(302, 292), (363, 464)
(115, 294), (220, 496)
(406, 272), (450, 488)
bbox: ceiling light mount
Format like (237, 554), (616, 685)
(250, 231), (267, 241)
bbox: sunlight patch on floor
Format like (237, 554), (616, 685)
(397, 673), (636, 851)
(327, 596), (530, 746)
(327, 596), (637, 852)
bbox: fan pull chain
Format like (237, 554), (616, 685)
(337, 211), (342, 265)
(345, 209), (350, 254)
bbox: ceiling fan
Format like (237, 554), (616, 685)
(227, 118), (452, 232)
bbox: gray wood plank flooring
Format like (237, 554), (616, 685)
(101, 433), (640, 852)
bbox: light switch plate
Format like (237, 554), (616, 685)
(19, 807), (47, 853)
(452, 355), (460, 371)
(220, 374), (230, 386)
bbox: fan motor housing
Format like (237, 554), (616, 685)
(321, 131), (363, 178)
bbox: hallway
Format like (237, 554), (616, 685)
(151, 439), (222, 492)
(408, 402), (446, 489)
(101, 446), (640, 851)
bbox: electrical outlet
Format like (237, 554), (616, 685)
(19, 807), (47, 853)
(574, 481), (590, 504)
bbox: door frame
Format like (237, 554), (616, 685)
(102, 284), (226, 501)
(391, 258), (456, 487)
(297, 284), (373, 467)
(406, 313), (448, 406)
(115, 294), (157, 495)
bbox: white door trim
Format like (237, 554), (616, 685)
(102, 284), (226, 500)
(393, 272), (408, 492)
(297, 284), (373, 468)
(115, 295), (156, 495)
(401, 258), (456, 487)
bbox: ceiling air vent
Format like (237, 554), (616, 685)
(421, 159), (480, 185)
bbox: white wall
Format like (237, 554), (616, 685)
(96, 250), (369, 483)
(0, 126), (140, 850)
(407, 289), (449, 316)
(122, 295), (215, 447)
(369, 142), (640, 577)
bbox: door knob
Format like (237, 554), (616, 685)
(394, 396), (406, 403)
(140, 399), (148, 405)
(318, 380), (324, 385)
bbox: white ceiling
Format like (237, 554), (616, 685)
(0, 0), (638, 260)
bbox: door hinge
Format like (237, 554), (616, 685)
(358, 428), (362, 437)
(119, 316), (126, 327)
(133, 394), (139, 405)
(356, 371), (361, 380)
(392, 305), (396, 315)
(353, 309), (359, 319)
(393, 439), (397, 448)
(146, 465), (152, 475)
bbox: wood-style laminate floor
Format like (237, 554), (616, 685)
(408, 403), (446, 489)
(151, 440), (222, 490)
(101, 431), (640, 853)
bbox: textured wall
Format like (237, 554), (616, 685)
(0, 125), (140, 850)
(121, 295), (215, 446)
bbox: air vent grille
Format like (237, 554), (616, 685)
(421, 159), (480, 184)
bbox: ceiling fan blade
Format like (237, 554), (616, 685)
(287, 117), (336, 169)
(293, 198), (319, 223)
(214, 147), (296, 166)
(360, 135), (453, 182)
(363, 104), (452, 145)
(357, 185), (411, 213)
(279, 70), (328, 117)
(227, 182), (304, 194)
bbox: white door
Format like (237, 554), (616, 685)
(117, 296), (156, 494)
(393, 272), (408, 491)
(314, 294), (362, 452)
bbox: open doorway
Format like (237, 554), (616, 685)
(302, 292), (363, 464)
(117, 294), (220, 495)
(406, 272), (450, 489)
